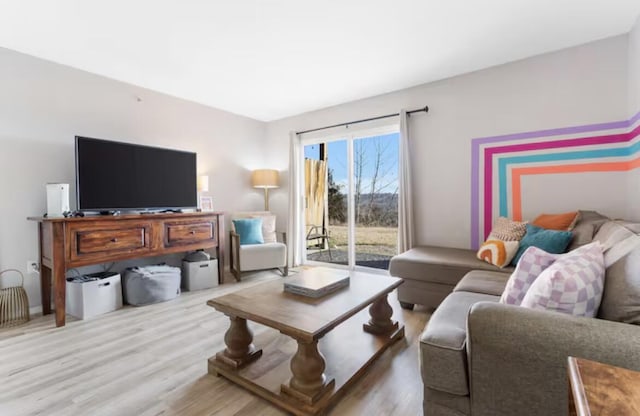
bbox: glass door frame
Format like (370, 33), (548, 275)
(299, 123), (399, 272)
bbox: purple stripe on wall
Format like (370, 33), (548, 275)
(470, 111), (639, 249)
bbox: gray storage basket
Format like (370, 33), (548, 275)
(0, 269), (30, 327)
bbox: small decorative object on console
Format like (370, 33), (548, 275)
(46, 183), (70, 218)
(200, 196), (213, 212)
(283, 267), (350, 298)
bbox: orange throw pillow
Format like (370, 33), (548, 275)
(532, 211), (579, 231)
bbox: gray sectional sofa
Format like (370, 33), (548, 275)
(389, 218), (640, 416)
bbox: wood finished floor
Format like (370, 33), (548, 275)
(0, 270), (430, 416)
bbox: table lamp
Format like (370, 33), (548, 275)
(251, 169), (279, 211)
(197, 175), (209, 210)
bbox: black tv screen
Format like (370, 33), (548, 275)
(75, 136), (197, 211)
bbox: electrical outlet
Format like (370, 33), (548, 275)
(26, 260), (40, 274)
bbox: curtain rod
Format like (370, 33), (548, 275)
(295, 105), (429, 135)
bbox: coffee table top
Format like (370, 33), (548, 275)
(207, 270), (403, 342)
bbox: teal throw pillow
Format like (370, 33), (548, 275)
(233, 218), (264, 245)
(511, 224), (572, 266)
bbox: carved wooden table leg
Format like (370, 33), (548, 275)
(363, 294), (399, 335)
(281, 339), (335, 405)
(215, 316), (262, 369)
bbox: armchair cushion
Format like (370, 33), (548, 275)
(239, 242), (287, 271)
(232, 218), (264, 245)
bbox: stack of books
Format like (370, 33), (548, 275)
(283, 267), (350, 298)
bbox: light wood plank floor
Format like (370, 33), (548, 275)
(0, 270), (430, 416)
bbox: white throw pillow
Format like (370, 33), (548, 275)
(255, 214), (277, 243)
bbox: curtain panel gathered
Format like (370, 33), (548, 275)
(398, 109), (415, 253)
(287, 131), (302, 267)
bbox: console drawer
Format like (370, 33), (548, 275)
(77, 227), (147, 254)
(68, 221), (153, 264)
(165, 221), (216, 246)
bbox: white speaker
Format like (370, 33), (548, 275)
(46, 183), (70, 217)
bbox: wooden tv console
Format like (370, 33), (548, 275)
(28, 212), (225, 327)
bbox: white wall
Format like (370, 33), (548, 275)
(629, 16), (640, 115)
(0, 47), (268, 308)
(266, 36), (629, 249)
(1, 30), (635, 310)
(628, 16), (640, 221)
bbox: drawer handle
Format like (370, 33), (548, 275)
(111, 238), (118, 243)
(190, 230), (196, 235)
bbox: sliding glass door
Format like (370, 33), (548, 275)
(302, 125), (399, 270)
(352, 132), (399, 269)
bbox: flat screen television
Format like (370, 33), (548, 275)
(75, 136), (197, 212)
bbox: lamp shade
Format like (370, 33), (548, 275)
(251, 169), (279, 189)
(197, 175), (209, 192)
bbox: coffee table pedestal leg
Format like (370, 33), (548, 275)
(363, 295), (399, 335)
(215, 316), (262, 369)
(281, 339), (335, 405)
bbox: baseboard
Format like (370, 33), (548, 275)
(29, 305), (43, 316)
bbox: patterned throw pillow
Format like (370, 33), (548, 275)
(477, 240), (519, 268)
(499, 246), (560, 305)
(511, 224), (573, 266)
(488, 217), (527, 241)
(520, 242), (605, 317)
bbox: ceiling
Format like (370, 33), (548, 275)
(0, 1), (639, 121)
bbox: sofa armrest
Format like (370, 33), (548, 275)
(467, 302), (640, 416)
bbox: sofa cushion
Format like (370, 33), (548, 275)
(390, 246), (513, 286)
(568, 210), (609, 250)
(420, 291), (499, 396)
(593, 221), (640, 267)
(454, 271), (510, 296)
(599, 232), (640, 324)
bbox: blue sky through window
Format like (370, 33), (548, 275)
(304, 132), (399, 194)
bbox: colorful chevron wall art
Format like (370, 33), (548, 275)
(470, 111), (640, 249)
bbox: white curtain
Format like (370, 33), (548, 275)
(287, 131), (303, 267)
(398, 109), (415, 253)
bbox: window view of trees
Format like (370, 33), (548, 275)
(305, 132), (399, 269)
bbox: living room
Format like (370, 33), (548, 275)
(1, 2), (640, 415)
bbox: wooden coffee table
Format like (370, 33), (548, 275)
(207, 270), (404, 416)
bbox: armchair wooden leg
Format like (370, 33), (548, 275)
(279, 266), (289, 277)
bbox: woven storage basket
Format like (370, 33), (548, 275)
(0, 269), (30, 328)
